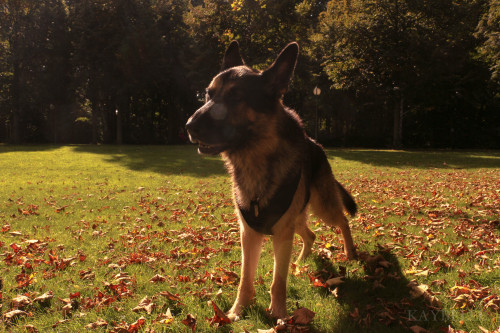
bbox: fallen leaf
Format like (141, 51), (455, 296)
(433, 256), (451, 268)
(182, 314), (197, 332)
(325, 277), (344, 287)
(11, 295), (31, 309)
(149, 274), (167, 283)
(33, 291), (53, 305)
(3, 309), (28, 321)
(158, 290), (182, 302)
(410, 325), (431, 333)
(207, 301), (231, 327)
(84, 318), (108, 329)
(478, 326), (489, 333)
(62, 303), (72, 316)
(128, 316), (146, 333)
(132, 296), (156, 314)
(79, 269), (95, 280)
(156, 308), (174, 325)
(408, 280), (443, 308)
(405, 268), (430, 277)
(292, 307), (316, 325)
(24, 324), (38, 333)
(52, 319), (71, 328)
(409, 282), (429, 299)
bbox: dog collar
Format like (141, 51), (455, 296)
(238, 170), (302, 235)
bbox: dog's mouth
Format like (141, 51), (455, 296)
(193, 140), (227, 155)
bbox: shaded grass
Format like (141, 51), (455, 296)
(0, 145), (498, 332)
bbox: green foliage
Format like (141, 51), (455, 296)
(0, 0), (498, 147)
(476, 0), (500, 83)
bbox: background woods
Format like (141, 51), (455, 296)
(0, 0), (499, 148)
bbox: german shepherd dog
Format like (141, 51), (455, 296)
(186, 41), (357, 320)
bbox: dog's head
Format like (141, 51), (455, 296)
(186, 41), (299, 155)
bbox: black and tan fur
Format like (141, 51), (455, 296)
(186, 41), (357, 320)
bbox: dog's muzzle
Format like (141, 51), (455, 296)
(186, 102), (230, 155)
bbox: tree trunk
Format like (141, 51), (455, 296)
(393, 97), (403, 148)
(9, 57), (22, 144)
(90, 98), (98, 145)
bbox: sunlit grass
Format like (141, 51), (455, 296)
(0, 145), (498, 332)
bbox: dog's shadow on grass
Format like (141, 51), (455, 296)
(306, 248), (453, 333)
(71, 144), (226, 177)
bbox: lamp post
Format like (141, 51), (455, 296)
(116, 109), (122, 144)
(50, 104), (57, 143)
(313, 86), (321, 140)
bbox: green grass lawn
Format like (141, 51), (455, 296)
(0, 145), (499, 332)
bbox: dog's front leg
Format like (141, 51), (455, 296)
(269, 228), (294, 319)
(227, 222), (264, 321)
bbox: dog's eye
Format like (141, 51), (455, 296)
(227, 88), (243, 103)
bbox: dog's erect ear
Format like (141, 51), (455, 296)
(221, 41), (245, 71)
(263, 42), (299, 95)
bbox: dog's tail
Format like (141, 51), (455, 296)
(337, 181), (357, 217)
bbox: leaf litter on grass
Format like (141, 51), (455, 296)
(0, 147), (499, 332)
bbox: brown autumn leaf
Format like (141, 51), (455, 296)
(149, 274), (167, 283)
(11, 295), (31, 309)
(182, 313), (197, 332)
(408, 280), (442, 308)
(157, 290), (182, 302)
(410, 325), (431, 333)
(3, 309), (28, 322)
(79, 269), (95, 280)
(33, 291), (54, 305)
(61, 303), (73, 316)
(358, 252), (391, 272)
(52, 319), (71, 328)
(445, 325), (468, 333)
(292, 307), (316, 325)
(84, 318), (108, 329)
(484, 296), (500, 313)
(24, 324), (38, 333)
(208, 301), (231, 328)
(325, 276), (344, 287)
(155, 308), (174, 325)
(132, 296), (156, 314)
(430, 279), (448, 288)
(433, 256), (451, 268)
(128, 316), (146, 333)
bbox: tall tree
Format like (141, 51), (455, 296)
(315, 0), (490, 147)
(0, 0), (70, 143)
(69, 0), (193, 144)
(477, 0), (500, 83)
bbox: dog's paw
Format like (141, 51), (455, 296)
(346, 249), (357, 260)
(267, 306), (287, 320)
(226, 311), (240, 322)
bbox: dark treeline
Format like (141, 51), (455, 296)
(0, 0), (499, 148)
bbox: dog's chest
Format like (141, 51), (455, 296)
(224, 153), (304, 234)
(232, 161), (270, 207)
(237, 169), (302, 234)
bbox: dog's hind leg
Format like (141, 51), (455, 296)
(310, 174), (356, 260)
(295, 214), (315, 262)
(227, 222), (264, 321)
